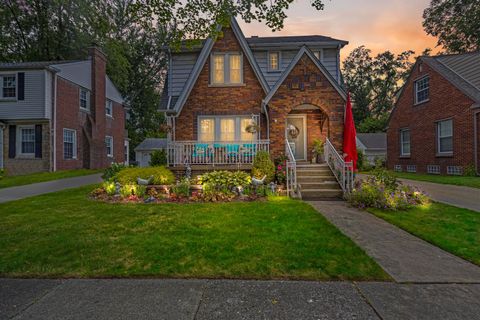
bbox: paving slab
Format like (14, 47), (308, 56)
(0, 174), (102, 203)
(13, 279), (205, 320)
(0, 279), (62, 319)
(309, 201), (480, 283)
(195, 280), (379, 320)
(357, 282), (480, 320)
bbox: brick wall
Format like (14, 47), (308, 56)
(387, 60), (477, 174)
(268, 54), (345, 160)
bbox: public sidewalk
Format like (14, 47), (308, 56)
(0, 174), (102, 203)
(1, 278), (480, 320)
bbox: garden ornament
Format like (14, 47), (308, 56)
(115, 182), (121, 195)
(137, 175), (153, 185)
(232, 186), (244, 196)
(269, 182), (277, 194)
(185, 164), (192, 180)
(251, 175), (267, 186)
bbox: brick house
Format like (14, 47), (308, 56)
(387, 52), (480, 176)
(0, 47), (128, 175)
(157, 18), (348, 171)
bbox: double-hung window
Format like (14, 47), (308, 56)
(106, 99), (113, 117)
(400, 128), (411, 156)
(198, 116), (258, 142)
(79, 88), (90, 110)
(1, 74), (16, 99)
(211, 53), (243, 85)
(414, 76), (429, 104)
(268, 52), (280, 71)
(105, 136), (113, 157)
(437, 119), (453, 154)
(19, 126), (35, 155)
(63, 129), (77, 160)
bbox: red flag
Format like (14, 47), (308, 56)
(343, 93), (358, 171)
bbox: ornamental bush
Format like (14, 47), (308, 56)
(198, 170), (251, 189)
(252, 151), (275, 183)
(102, 162), (127, 181)
(149, 150), (167, 166)
(114, 167), (175, 185)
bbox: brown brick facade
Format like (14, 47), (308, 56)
(387, 60), (479, 174)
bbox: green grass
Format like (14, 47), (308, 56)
(0, 186), (388, 280)
(0, 169), (101, 189)
(392, 171), (480, 189)
(369, 202), (480, 266)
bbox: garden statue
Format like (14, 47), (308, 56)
(252, 175), (266, 186)
(115, 182), (122, 195)
(232, 186), (244, 196)
(269, 182), (277, 194)
(137, 175), (153, 185)
(185, 164), (192, 180)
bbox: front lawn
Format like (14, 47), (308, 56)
(392, 172), (480, 189)
(0, 169), (100, 189)
(369, 202), (480, 266)
(0, 186), (388, 280)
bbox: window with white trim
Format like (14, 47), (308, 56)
(400, 129), (410, 156)
(447, 166), (462, 175)
(79, 88), (90, 110)
(1, 74), (17, 99)
(414, 76), (429, 104)
(427, 165), (440, 174)
(313, 50), (324, 62)
(437, 119), (453, 154)
(105, 136), (113, 157)
(406, 165), (416, 173)
(19, 126), (35, 155)
(198, 116), (259, 142)
(63, 129), (77, 160)
(268, 52), (280, 71)
(210, 53), (243, 85)
(105, 99), (113, 117)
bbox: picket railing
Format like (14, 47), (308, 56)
(324, 138), (354, 194)
(167, 140), (270, 166)
(285, 138), (298, 196)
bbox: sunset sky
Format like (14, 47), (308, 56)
(239, 0), (441, 60)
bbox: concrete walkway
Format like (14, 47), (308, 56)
(357, 174), (480, 212)
(1, 278), (479, 320)
(309, 201), (480, 283)
(0, 174), (102, 203)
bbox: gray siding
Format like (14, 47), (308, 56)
(0, 70), (48, 120)
(169, 52), (198, 97)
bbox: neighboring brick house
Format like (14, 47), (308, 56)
(153, 18), (348, 168)
(0, 47), (128, 175)
(387, 51), (480, 176)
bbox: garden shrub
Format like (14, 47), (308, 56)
(171, 178), (190, 197)
(114, 167), (175, 185)
(149, 150), (167, 166)
(103, 162), (127, 181)
(120, 184), (147, 198)
(274, 154), (287, 184)
(198, 170), (251, 189)
(464, 165), (477, 177)
(252, 151), (275, 183)
(102, 181), (117, 196)
(0, 169), (4, 180)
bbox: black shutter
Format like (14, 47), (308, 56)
(35, 124), (42, 158)
(18, 72), (25, 100)
(8, 125), (16, 158)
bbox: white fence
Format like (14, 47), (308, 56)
(285, 138), (298, 196)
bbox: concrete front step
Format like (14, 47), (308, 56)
(296, 170), (335, 176)
(301, 189), (343, 200)
(297, 175), (337, 182)
(301, 182), (342, 190)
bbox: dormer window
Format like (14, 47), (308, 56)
(211, 53), (243, 85)
(268, 52), (280, 71)
(414, 76), (429, 104)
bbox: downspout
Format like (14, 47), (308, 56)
(261, 100), (270, 141)
(474, 108), (480, 175)
(52, 73), (58, 172)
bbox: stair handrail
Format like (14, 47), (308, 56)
(285, 138), (297, 197)
(324, 138), (354, 194)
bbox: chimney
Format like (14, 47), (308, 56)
(88, 46), (108, 169)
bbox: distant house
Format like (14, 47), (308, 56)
(387, 51), (480, 175)
(0, 47), (128, 175)
(134, 138), (168, 167)
(356, 133), (387, 165)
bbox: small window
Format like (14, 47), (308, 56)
(106, 99), (113, 117)
(19, 126), (35, 155)
(394, 165), (402, 172)
(79, 88), (90, 110)
(105, 136), (113, 157)
(427, 165), (440, 174)
(1, 74), (17, 99)
(400, 129), (411, 156)
(212, 55), (225, 84)
(447, 166), (462, 175)
(198, 116), (260, 142)
(268, 52), (280, 71)
(63, 129), (77, 160)
(406, 165), (416, 173)
(414, 76), (429, 104)
(210, 53), (243, 85)
(220, 118), (235, 142)
(199, 118), (215, 142)
(313, 50), (323, 62)
(437, 119), (453, 154)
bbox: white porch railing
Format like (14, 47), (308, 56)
(285, 138), (298, 196)
(167, 140), (270, 166)
(324, 138), (354, 194)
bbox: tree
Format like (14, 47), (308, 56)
(423, 0), (480, 53)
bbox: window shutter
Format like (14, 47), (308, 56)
(8, 125), (16, 158)
(18, 72), (25, 100)
(35, 124), (42, 158)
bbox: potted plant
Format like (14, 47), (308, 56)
(312, 139), (325, 163)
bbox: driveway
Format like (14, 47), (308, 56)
(0, 173), (102, 203)
(1, 279), (480, 320)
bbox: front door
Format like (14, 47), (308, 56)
(286, 115), (307, 160)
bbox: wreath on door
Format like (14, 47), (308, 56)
(287, 124), (300, 139)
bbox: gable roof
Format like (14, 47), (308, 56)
(134, 138), (168, 152)
(247, 35), (348, 47)
(421, 52), (480, 103)
(263, 46), (347, 105)
(356, 133), (387, 150)
(172, 18), (269, 115)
